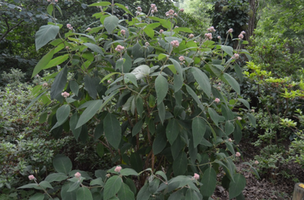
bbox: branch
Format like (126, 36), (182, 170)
(0, 17), (24, 42)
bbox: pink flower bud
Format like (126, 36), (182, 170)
(137, 6), (142, 12)
(145, 42), (150, 47)
(170, 40), (179, 48)
(61, 91), (70, 98)
(42, 82), (48, 87)
(159, 29), (164, 34)
(207, 26), (216, 32)
(54, 0), (58, 2)
(28, 175), (36, 181)
(86, 27), (91, 31)
(205, 33), (212, 40)
(115, 45), (125, 52)
(237, 116), (242, 121)
(151, 4), (156, 9)
(180, 8), (184, 12)
(214, 98), (220, 103)
(254, 160), (259, 165)
(120, 29), (126, 35)
(217, 36), (221, 39)
(251, 109), (255, 112)
(75, 172), (81, 178)
(193, 173), (199, 180)
(233, 53), (239, 59)
(228, 138), (232, 142)
(241, 31), (246, 35)
(114, 166), (122, 172)
(238, 34), (244, 40)
(179, 56), (185, 62)
(174, 13), (178, 17)
(65, 46), (69, 49)
(189, 34), (194, 38)
(236, 152), (241, 157)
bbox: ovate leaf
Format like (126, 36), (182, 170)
(192, 117), (206, 148)
(103, 176), (122, 200)
(104, 15), (119, 34)
(50, 66), (67, 99)
(53, 154), (72, 175)
(35, 25), (60, 51)
(229, 173), (246, 199)
(103, 113), (121, 150)
(76, 100), (103, 128)
(200, 167), (216, 197)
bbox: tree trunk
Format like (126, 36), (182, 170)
(247, 0), (257, 44)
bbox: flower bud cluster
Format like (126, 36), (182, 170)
(207, 26), (216, 32)
(115, 45), (125, 52)
(150, 4), (158, 13)
(188, 34), (194, 38)
(238, 31), (245, 40)
(205, 33), (212, 40)
(66, 24), (73, 30)
(170, 40), (179, 48)
(227, 28), (233, 33)
(166, 9), (177, 18)
(61, 91), (70, 98)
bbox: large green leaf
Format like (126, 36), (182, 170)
(76, 100), (102, 128)
(45, 173), (68, 183)
(50, 67), (68, 100)
(173, 151), (187, 175)
(70, 112), (82, 141)
(191, 68), (211, 98)
(104, 15), (119, 34)
(61, 183), (77, 200)
(35, 25), (60, 51)
(208, 107), (221, 126)
(200, 167), (217, 197)
(136, 183), (151, 200)
(157, 102), (166, 124)
(221, 45), (233, 56)
(185, 85), (204, 110)
(84, 43), (104, 55)
(76, 187), (93, 200)
(152, 132), (167, 155)
(132, 120), (143, 136)
(117, 183), (135, 200)
(185, 189), (200, 200)
(229, 173), (246, 199)
(29, 193), (45, 200)
(103, 113), (121, 150)
(84, 75), (99, 99)
(53, 154), (72, 175)
(225, 121), (234, 135)
(32, 49), (55, 77)
(166, 119), (180, 145)
(223, 73), (240, 94)
(51, 104), (70, 131)
(192, 117), (206, 148)
(43, 54), (69, 71)
(155, 74), (168, 105)
(103, 176), (122, 200)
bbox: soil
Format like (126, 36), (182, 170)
(212, 140), (304, 200)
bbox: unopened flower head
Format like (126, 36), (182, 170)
(236, 152), (241, 157)
(120, 29), (126, 35)
(254, 160), (259, 165)
(251, 109), (255, 112)
(75, 172), (81, 178)
(207, 26), (216, 32)
(214, 98), (220, 103)
(28, 175), (36, 181)
(205, 33), (212, 40)
(189, 33), (194, 38)
(228, 28), (233, 33)
(114, 165), (122, 172)
(233, 53), (239, 59)
(218, 36), (221, 39)
(174, 25), (179, 28)
(228, 138), (232, 142)
(145, 42), (150, 47)
(42, 82), (48, 87)
(159, 29), (164, 34)
(115, 45), (125, 52)
(151, 4), (156, 9)
(237, 116), (242, 121)
(151, 4), (158, 13)
(61, 91), (70, 98)
(86, 27), (91, 31)
(137, 6), (142, 12)
(193, 173), (200, 180)
(238, 33), (244, 40)
(174, 13), (178, 17)
(54, 0), (58, 2)
(66, 24), (73, 30)
(180, 8), (184, 12)
(166, 9), (175, 17)
(65, 46), (69, 49)
(241, 31), (246, 35)
(179, 56), (185, 62)
(170, 40), (179, 48)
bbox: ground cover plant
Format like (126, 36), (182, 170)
(15, 1), (258, 199)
